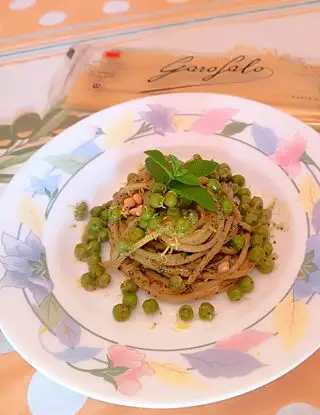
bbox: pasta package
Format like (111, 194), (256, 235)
(64, 45), (320, 131)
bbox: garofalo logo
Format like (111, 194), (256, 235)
(143, 55), (274, 93)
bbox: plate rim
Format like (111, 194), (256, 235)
(0, 92), (319, 408)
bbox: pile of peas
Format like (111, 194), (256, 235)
(73, 200), (116, 291)
(112, 279), (161, 322)
(206, 162), (275, 271)
(203, 162), (275, 302)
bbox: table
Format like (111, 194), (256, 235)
(1, 1), (320, 414)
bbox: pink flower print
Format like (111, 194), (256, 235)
(270, 133), (306, 177)
(139, 104), (176, 136)
(107, 345), (153, 396)
(191, 108), (239, 135)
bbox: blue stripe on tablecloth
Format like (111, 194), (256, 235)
(0, 0), (320, 60)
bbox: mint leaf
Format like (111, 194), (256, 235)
(145, 150), (173, 177)
(145, 157), (171, 184)
(169, 154), (180, 174)
(170, 181), (216, 211)
(183, 159), (218, 177)
(175, 173), (200, 186)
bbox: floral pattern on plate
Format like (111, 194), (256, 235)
(0, 94), (319, 406)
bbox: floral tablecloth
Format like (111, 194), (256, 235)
(1, 0), (320, 414)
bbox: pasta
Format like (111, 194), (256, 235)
(73, 152), (276, 304)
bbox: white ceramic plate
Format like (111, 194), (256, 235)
(0, 93), (319, 408)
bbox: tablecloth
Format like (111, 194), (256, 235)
(0, 1), (320, 414)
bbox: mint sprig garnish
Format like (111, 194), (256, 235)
(144, 150), (218, 211)
(170, 181), (217, 211)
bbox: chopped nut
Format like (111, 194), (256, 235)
(123, 197), (136, 209)
(133, 193), (143, 205)
(199, 176), (209, 185)
(217, 261), (230, 273)
(129, 205), (143, 217)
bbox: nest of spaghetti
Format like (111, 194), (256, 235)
(97, 155), (275, 303)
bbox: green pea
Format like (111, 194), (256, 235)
(227, 286), (243, 301)
(178, 305), (194, 321)
(87, 232), (98, 242)
(80, 272), (96, 291)
(129, 227), (145, 242)
(245, 211), (259, 226)
(263, 241), (273, 256)
(238, 275), (254, 294)
(174, 216), (192, 233)
(207, 179), (222, 192)
(108, 207), (122, 223)
(221, 197), (233, 215)
(100, 209), (109, 222)
(139, 218), (149, 229)
(112, 303), (131, 322)
(97, 272), (111, 288)
(186, 209), (199, 225)
(98, 228), (109, 242)
(90, 205), (104, 217)
(255, 225), (270, 239)
(260, 209), (272, 224)
(88, 217), (104, 234)
(241, 195), (251, 204)
(116, 238), (131, 253)
(250, 196), (263, 210)
(151, 182), (166, 194)
(179, 198), (192, 208)
(209, 171), (219, 180)
(258, 258), (275, 274)
(87, 240), (101, 255)
(122, 293), (138, 310)
(169, 276), (185, 293)
(250, 208), (263, 220)
(148, 216), (163, 230)
(142, 206), (155, 221)
(248, 246), (266, 264)
(231, 235), (245, 250)
(231, 183), (240, 196)
(238, 188), (251, 198)
(82, 231), (97, 243)
(87, 254), (101, 265)
(217, 164), (232, 181)
(239, 199), (251, 214)
(103, 201), (112, 210)
(164, 191), (178, 207)
(198, 302), (215, 321)
(142, 298), (159, 314)
(89, 263), (105, 278)
(251, 234), (264, 247)
(219, 162), (231, 170)
(121, 279), (138, 294)
(149, 193), (164, 208)
(74, 243), (88, 262)
(74, 201), (89, 221)
(167, 207), (180, 218)
(232, 174), (245, 187)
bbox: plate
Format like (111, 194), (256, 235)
(0, 93), (319, 408)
